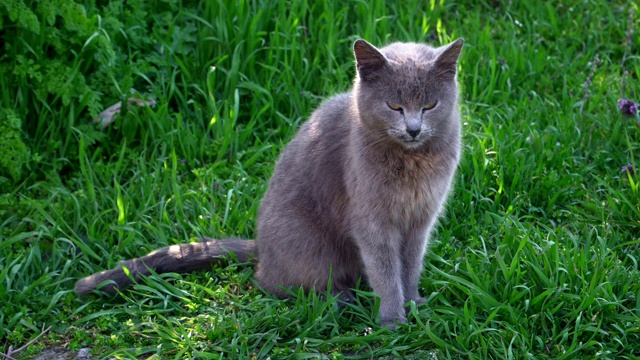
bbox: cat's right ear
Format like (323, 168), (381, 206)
(354, 39), (387, 82)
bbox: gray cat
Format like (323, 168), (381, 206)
(75, 38), (464, 328)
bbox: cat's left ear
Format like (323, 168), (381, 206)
(354, 39), (388, 82)
(434, 38), (464, 79)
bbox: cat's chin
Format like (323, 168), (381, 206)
(404, 142), (425, 150)
(388, 133), (428, 149)
(397, 138), (426, 150)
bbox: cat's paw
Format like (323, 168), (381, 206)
(403, 290), (427, 305)
(335, 290), (355, 309)
(380, 316), (406, 330)
(403, 297), (427, 314)
(411, 296), (427, 305)
(380, 312), (406, 330)
(381, 320), (398, 331)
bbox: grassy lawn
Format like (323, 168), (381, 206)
(1, 0), (640, 358)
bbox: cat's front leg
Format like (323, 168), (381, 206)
(354, 226), (406, 328)
(402, 226), (433, 305)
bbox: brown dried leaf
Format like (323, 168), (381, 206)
(94, 97), (156, 128)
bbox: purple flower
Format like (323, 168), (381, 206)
(621, 164), (634, 175)
(618, 98), (639, 116)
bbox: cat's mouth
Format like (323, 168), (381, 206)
(389, 126), (433, 147)
(386, 127), (433, 149)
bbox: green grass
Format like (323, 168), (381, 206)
(1, 0), (640, 358)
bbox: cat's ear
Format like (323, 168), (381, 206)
(354, 39), (388, 81)
(433, 38), (464, 79)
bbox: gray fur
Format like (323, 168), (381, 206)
(75, 39), (464, 329)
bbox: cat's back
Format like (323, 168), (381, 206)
(280, 91), (352, 171)
(259, 92), (353, 223)
(295, 92), (353, 149)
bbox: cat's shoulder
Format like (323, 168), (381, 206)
(302, 92), (353, 131)
(315, 92), (352, 115)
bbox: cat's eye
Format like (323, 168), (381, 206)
(387, 103), (403, 112)
(422, 101), (438, 112)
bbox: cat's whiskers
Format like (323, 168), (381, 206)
(359, 133), (390, 153)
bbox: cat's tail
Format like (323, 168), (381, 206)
(74, 239), (256, 296)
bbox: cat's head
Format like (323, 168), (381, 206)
(353, 39), (463, 149)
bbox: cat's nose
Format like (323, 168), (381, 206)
(406, 127), (421, 138)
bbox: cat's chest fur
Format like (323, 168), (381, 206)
(346, 138), (457, 231)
